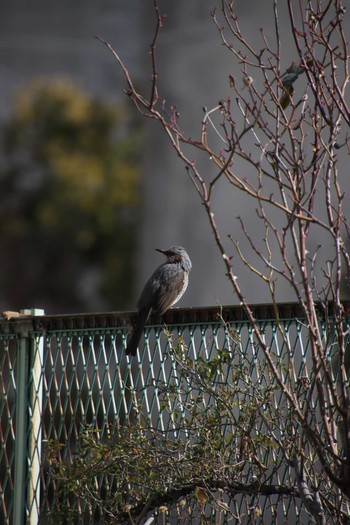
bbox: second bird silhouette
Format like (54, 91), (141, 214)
(125, 246), (192, 356)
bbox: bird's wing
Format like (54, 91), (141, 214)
(153, 268), (186, 316)
(137, 264), (187, 317)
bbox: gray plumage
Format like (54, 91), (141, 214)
(125, 246), (192, 356)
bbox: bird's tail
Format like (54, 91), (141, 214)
(125, 307), (150, 356)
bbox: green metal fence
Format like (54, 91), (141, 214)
(0, 304), (347, 524)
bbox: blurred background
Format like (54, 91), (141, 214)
(1, 0), (345, 314)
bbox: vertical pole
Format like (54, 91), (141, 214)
(13, 309), (44, 525)
(25, 309), (45, 525)
(13, 320), (31, 525)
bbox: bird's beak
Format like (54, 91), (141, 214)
(155, 248), (166, 254)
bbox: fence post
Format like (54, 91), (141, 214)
(13, 318), (32, 525)
(13, 309), (44, 525)
(25, 309), (45, 525)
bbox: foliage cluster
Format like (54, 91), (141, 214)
(0, 79), (140, 311)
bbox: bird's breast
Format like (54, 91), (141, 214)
(172, 271), (189, 305)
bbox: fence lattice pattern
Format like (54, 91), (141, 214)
(0, 305), (347, 524)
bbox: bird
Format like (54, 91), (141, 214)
(125, 246), (192, 356)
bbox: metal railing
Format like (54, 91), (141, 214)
(0, 304), (345, 524)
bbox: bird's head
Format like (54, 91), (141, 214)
(156, 246), (192, 271)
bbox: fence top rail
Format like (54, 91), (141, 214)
(1, 301), (348, 335)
